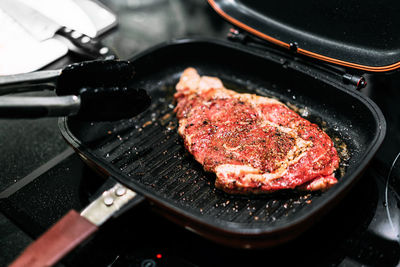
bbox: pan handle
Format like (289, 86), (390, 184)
(9, 210), (98, 267)
(9, 183), (143, 267)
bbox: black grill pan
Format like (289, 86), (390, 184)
(59, 38), (385, 248)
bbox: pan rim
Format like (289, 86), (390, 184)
(59, 37), (386, 237)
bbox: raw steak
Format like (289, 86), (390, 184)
(174, 68), (340, 194)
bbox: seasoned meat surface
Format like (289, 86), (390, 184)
(174, 68), (340, 194)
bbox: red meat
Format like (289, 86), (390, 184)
(174, 68), (339, 194)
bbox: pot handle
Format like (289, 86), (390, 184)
(10, 183), (142, 267)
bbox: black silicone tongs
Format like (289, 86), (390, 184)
(0, 60), (151, 120)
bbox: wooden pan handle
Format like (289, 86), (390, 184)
(10, 210), (98, 267)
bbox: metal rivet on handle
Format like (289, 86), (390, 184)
(81, 36), (90, 43)
(71, 31), (82, 39)
(115, 187), (127, 196)
(103, 196), (114, 206)
(99, 47), (109, 55)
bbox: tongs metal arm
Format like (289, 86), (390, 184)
(0, 96), (81, 118)
(0, 70), (61, 95)
(0, 69), (81, 118)
(0, 60), (151, 120)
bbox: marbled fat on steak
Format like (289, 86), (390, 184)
(174, 68), (340, 194)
